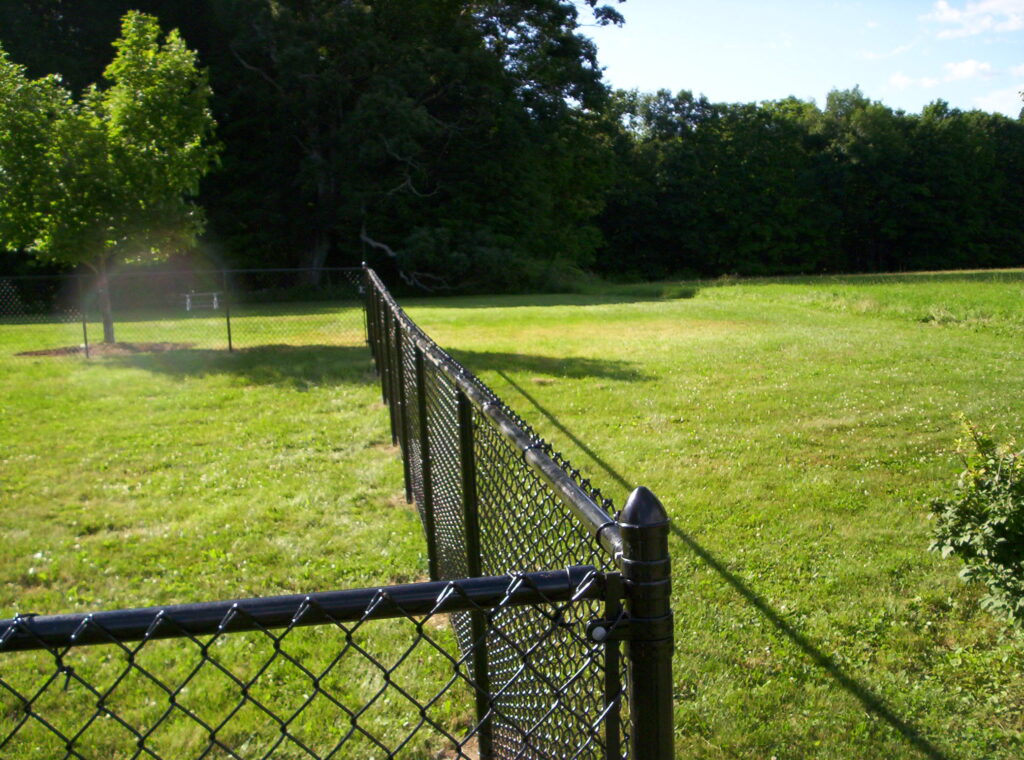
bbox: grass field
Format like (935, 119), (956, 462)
(3, 269), (1024, 758)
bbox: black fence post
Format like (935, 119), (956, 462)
(361, 264), (373, 355)
(620, 486), (674, 760)
(223, 270), (233, 352)
(388, 312), (402, 446)
(457, 388), (492, 759)
(380, 304), (397, 438)
(415, 344), (439, 581)
(395, 320), (413, 503)
(603, 572), (625, 759)
(369, 284), (382, 372)
(75, 275), (89, 359)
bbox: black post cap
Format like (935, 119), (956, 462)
(620, 486), (669, 528)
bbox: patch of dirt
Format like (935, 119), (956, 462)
(435, 736), (478, 759)
(16, 341), (195, 357)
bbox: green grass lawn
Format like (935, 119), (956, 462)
(0, 317), (472, 758)
(3, 270), (1024, 758)
(402, 268), (1024, 759)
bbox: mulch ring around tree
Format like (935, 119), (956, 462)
(16, 342), (195, 357)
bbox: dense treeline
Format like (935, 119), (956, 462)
(601, 88), (1024, 279)
(2, 1), (1023, 289)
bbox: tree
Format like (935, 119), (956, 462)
(0, 11), (218, 341)
(205, 0), (619, 290)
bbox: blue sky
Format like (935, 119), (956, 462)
(584, 0), (1024, 116)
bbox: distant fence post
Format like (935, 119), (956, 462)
(361, 264), (372, 352)
(395, 320), (413, 503)
(75, 275), (90, 359)
(414, 344), (439, 581)
(620, 486), (674, 760)
(457, 388), (492, 758)
(381, 306), (397, 440)
(222, 270), (233, 352)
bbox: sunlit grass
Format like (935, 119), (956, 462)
(3, 272), (1024, 758)
(0, 312), (470, 758)
(403, 269), (1024, 759)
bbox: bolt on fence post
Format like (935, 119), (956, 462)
(620, 486), (674, 760)
(457, 388), (493, 759)
(76, 275), (89, 359)
(223, 270), (233, 352)
(395, 321), (413, 503)
(415, 344), (439, 581)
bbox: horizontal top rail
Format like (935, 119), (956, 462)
(0, 566), (602, 653)
(365, 267), (624, 565)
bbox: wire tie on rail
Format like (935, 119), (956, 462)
(522, 442), (546, 463)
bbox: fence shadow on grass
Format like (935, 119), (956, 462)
(498, 371), (952, 760)
(103, 345), (647, 392)
(458, 350), (649, 383)
(104, 344), (377, 390)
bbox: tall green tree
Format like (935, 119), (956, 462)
(0, 12), (218, 341)
(209, 0), (619, 290)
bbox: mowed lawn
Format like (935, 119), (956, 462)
(2, 269), (1024, 758)
(403, 269), (1024, 760)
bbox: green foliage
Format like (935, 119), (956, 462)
(0, 11), (218, 268)
(203, 0), (615, 289)
(598, 86), (1024, 280)
(4, 4), (1022, 287)
(930, 420), (1024, 625)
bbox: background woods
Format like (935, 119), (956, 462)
(1, 1), (1023, 290)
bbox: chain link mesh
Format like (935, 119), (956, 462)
(0, 572), (609, 760)
(0, 269), (364, 358)
(0, 275), (86, 357)
(2, 268), (642, 760)
(365, 269), (630, 759)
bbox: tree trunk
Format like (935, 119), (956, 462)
(300, 229), (329, 287)
(299, 143), (336, 288)
(97, 259), (116, 344)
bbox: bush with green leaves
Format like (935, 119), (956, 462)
(929, 421), (1024, 625)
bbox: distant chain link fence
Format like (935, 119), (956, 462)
(0, 267), (674, 759)
(0, 268), (364, 358)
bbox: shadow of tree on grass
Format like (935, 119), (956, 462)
(102, 344), (648, 390)
(103, 344), (376, 389)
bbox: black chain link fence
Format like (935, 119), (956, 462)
(0, 268), (364, 358)
(0, 569), (608, 759)
(1, 267), (674, 759)
(363, 268), (674, 759)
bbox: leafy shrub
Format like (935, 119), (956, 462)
(929, 421), (1024, 625)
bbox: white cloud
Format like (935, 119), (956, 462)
(974, 84), (1024, 115)
(890, 72), (944, 89)
(867, 20), (881, 28)
(1012, 63), (1024, 76)
(927, 0), (1024, 39)
(944, 59), (995, 79)
(860, 42), (916, 60)
(890, 72), (915, 89)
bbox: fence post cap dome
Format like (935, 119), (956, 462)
(620, 486), (669, 528)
